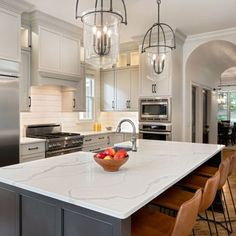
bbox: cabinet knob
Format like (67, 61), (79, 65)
(73, 98), (76, 109)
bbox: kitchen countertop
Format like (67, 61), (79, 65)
(0, 140), (223, 219)
(20, 137), (46, 144)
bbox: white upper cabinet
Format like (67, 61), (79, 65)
(101, 70), (115, 111)
(39, 27), (61, 73)
(0, 8), (20, 62)
(61, 35), (80, 76)
(101, 66), (139, 112)
(139, 53), (172, 97)
(116, 69), (131, 111)
(30, 11), (82, 86)
(20, 49), (31, 112)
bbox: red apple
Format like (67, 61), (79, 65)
(117, 149), (128, 158)
(96, 152), (106, 159)
(104, 148), (116, 157)
(114, 152), (123, 160)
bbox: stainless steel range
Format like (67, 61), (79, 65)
(26, 124), (84, 158)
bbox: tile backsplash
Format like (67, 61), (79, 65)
(20, 85), (139, 136)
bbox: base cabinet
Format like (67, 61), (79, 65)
(0, 183), (130, 236)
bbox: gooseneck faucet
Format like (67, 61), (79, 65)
(116, 119), (137, 152)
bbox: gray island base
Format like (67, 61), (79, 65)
(0, 140), (223, 236)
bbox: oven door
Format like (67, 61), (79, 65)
(46, 146), (82, 158)
(139, 131), (172, 141)
(140, 101), (170, 121)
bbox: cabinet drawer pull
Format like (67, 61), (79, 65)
(73, 98), (76, 109)
(29, 96), (31, 108)
(28, 147), (39, 151)
(98, 137), (105, 140)
(85, 139), (92, 142)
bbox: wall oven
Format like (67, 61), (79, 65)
(139, 97), (171, 122)
(139, 123), (172, 141)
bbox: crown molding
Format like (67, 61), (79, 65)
(29, 10), (83, 39)
(0, 0), (33, 14)
(186, 27), (236, 42)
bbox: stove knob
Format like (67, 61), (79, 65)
(57, 143), (61, 147)
(52, 144), (57, 148)
(49, 144), (53, 148)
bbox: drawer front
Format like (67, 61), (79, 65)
(82, 143), (108, 153)
(83, 135), (109, 147)
(21, 142), (45, 156)
(20, 152), (45, 163)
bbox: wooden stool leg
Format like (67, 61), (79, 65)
(222, 190), (233, 233)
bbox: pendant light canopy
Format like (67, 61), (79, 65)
(141, 0), (176, 75)
(76, 0), (127, 68)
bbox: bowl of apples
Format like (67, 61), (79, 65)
(94, 147), (129, 172)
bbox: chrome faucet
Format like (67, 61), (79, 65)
(116, 119), (137, 152)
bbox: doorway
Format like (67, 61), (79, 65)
(202, 89), (211, 143)
(192, 86), (197, 143)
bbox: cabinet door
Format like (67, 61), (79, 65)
(101, 70), (115, 111)
(20, 50), (31, 112)
(74, 64), (86, 112)
(39, 27), (60, 72)
(0, 8), (20, 61)
(140, 53), (171, 96)
(116, 69), (131, 111)
(61, 36), (80, 76)
(130, 68), (139, 110)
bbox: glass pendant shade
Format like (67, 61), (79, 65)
(141, 0), (176, 75)
(76, 0), (127, 69)
(83, 12), (120, 68)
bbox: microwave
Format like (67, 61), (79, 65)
(139, 97), (171, 122)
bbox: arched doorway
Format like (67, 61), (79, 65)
(184, 40), (236, 143)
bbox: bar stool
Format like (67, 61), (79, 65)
(227, 154), (236, 214)
(195, 154), (236, 214)
(151, 170), (220, 236)
(180, 158), (232, 235)
(131, 189), (202, 236)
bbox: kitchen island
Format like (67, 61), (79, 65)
(0, 140), (224, 236)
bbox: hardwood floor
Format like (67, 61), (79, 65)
(193, 149), (236, 235)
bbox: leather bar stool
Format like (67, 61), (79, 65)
(180, 158), (232, 235)
(195, 155), (236, 215)
(131, 189), (202, 236)
(151, 170), (220, 236)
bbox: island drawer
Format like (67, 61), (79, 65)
(20, 142), (45, 156)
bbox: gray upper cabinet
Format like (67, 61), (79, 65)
(101, 66), (139, 112)
(20, 49), (31, 112)
(0, 8), (21, 62)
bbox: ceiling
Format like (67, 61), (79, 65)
(25, 0), (236, 43)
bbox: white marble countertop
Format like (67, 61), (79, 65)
(0, 140), (224, 219)
(20, 137), (46, 144)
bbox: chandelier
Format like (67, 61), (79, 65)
(76, 0), (128, 68)
(141, 0), (176, 75)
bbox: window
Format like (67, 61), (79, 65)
(217, 92), (236, 123)
(79, 77), (95, 121)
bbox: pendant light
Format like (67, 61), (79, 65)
(76, 0), (128, 68)
(141, 0), (176, 75)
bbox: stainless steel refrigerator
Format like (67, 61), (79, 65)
(0, 59), (19, 167)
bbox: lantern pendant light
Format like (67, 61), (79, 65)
(141, 0), (176, 75)
(76, 0), (128, 69)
